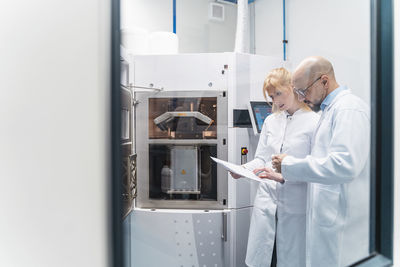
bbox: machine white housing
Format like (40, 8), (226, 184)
(124, 52), (281, 267)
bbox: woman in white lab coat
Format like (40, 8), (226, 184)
(236, 68), (319, 267)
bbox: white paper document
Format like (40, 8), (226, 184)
(211, 157), (269, 183)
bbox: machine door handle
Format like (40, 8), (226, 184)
(222, 212), (227, 242)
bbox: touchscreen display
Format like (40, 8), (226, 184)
(250, 102), (272, 133)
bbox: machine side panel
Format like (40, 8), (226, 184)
(235, 53), (253, 108)
(227, 128), (256, 209)
(229, 207), (253, 267)
(135, 92), (151, 208)
(227, 53), (252, 127)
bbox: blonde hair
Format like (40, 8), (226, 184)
(263, 67), (310, 113)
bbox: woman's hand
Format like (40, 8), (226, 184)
(253, 167), (285, 183)
(230, 165), (248, 179)
(230, 172), (242, 179)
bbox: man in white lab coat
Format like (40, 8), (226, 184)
(260, 56), (370, 267)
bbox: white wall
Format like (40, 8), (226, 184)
(177, 0), (237, 53)
(0, 1), (111, 267)
(121, 0), (237, 53)
(255, 0), (370, 103)
(121, 0), (173, 32)
(393, 1), (399, 265)
(254, 0), (282, 58)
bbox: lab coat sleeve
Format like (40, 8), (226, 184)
(244, 118), (271, 171)
(281, 109), (370, 184)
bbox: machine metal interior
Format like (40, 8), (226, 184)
(135, 91), (228, 209)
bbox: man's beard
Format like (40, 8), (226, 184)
(304, 100), (321, 112)
(310, 103), (321, 112)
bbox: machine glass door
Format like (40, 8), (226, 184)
(135, 91), (228, 209)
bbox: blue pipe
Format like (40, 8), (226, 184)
(283, 0), (286, 61)
(173, 0), (176, 33)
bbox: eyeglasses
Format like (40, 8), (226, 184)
(294, 76), (322, 98)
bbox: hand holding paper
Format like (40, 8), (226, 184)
(253, 167), (285, 183)
(211, 157), (271, 183)
(230, 171), (242, 179)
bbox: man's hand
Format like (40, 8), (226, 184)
(253, 167), (284, 183)
(271, 154), (287, 173)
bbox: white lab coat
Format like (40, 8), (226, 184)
(244, 108), (320, 267)
(281, 90), (370, 267)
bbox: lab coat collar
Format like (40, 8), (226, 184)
(323, 89), (351, 113)
(312, 89), (351, 146)
(284, 108), (307, 118)
(320, 85), (348, 111)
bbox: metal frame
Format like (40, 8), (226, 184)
(111, 0), (123, 266)
(134, 90), (228, 209)
(355, 0), (394, 266)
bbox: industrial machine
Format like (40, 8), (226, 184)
(122, 52), (281, 267)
